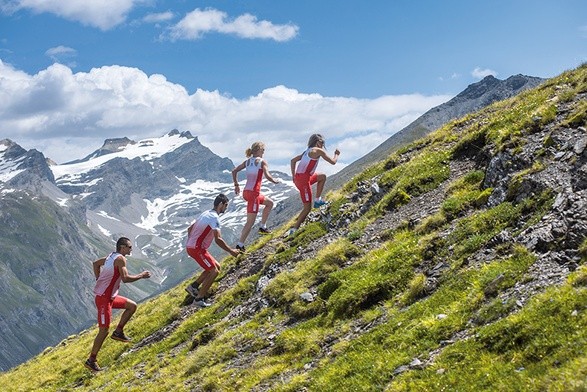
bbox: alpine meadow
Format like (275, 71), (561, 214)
(1, 64), (587, 391)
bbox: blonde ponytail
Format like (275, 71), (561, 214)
(246, 142), (265, 157)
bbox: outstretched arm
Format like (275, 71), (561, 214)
(316, 147), (340, 165)
(214, 230), (240, 258)
(262, 161), (279, 184)
(115, 256), (151, 283)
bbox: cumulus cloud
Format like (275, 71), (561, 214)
(166, 8), (299, 42)
(0, 60), (451, 173)
(0, 0), (138, 30)
(472, 67), (497, 79)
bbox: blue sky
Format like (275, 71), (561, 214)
(0, 0), (585, 174)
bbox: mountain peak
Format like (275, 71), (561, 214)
(167, 129), (195, 139)
(101, 136), (135, 152)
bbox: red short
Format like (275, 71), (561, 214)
(187, 247), (219, 271)
(242, 190), (266, 214)
(95, 295), (128, 328)
(294, 173), (318, 204)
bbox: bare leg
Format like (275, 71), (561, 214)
(260, 198), (274, 226)
(116, 300), (137, 330)
(294, 202), (312, 229)
(197, 268), (219, 298)
(314, 173), (327, 199)
(90, 327), (109, 358)
(239, 213), (258, 243)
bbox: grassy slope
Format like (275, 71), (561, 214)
(2, 64), (587, 391)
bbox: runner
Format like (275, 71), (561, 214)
(232, 141), (280, 251)
(84, 237), (151, 372)
(185, 194), (240, 307)
(289, 133), (340, 236)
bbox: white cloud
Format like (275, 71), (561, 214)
(166, 8), (299, 42)
(471, 67), (497, 79)
(1, 0), (139, 30)
(143, 11), (174, 24)
(45, 45), (76, 64)
(0, 60), (451, 173)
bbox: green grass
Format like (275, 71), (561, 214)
(2, 63), (587, 392)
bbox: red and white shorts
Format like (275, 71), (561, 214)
(95, 295), (128, 328)
(294, 173), (318, 204)
(187, 247), (219, 271)
(242, 190), (266, 214)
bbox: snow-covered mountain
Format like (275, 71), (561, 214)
(0, 132), (293, 371)
(49, 130), (294, 288)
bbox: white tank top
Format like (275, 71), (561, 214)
(94, 252), (122, 298)
(243, 157), (264, 192)
(295, 148), (319, 176)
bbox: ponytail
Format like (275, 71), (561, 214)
(246, 142), (265, 157)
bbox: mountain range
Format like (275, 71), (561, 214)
(0, 73), (543, 371)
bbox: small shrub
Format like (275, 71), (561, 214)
(568, 265), (587, 287)
(190, 327), (217, 350)
(472, 297), (518, 325)
(563, 100), (587, 128)
(401, 273), (427, 305)
(347, 229), (362, 241)
(383, 188), (411, 211)
(451, 129), (488, 159)
(414, 212), (447, 234)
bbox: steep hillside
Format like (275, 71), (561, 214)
(329, 74), (544, 189)
(1, 64), (586, 391)
(271, 74), (544, 230)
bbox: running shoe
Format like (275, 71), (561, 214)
(84, 358), (102, 372)
(185, 284), (199, 297)
(111, 330), (132, 343)
(193, 298), (212, 308)
(236, 244), (246, 252)
(258, 227), (271, 235)
(313, 199), (327, 208)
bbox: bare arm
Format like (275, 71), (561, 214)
(232, 161), (246, 195)
(115, 256), (151, 283)
(262, 161), (279, 184)
(92, 257), (106, 280)
(214, 230), (240, 258)
(290, 154), (302, 177)
(315, 147), (340, 165)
